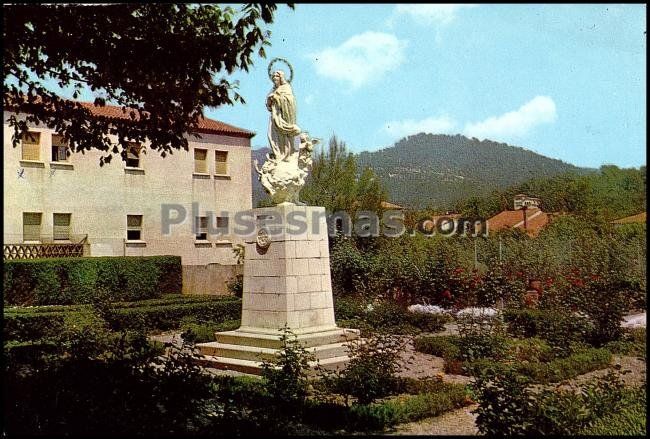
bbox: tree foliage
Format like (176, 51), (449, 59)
(300, 135), (387, 214)
(3, 4), (288, 165)
(456, 165), (646, 221)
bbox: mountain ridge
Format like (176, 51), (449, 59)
(252, 133), (595, 209)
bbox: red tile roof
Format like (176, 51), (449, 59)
(487, 208), (549, 237)
(5, 96), (255, 138)
(381, 201), (404, 210)
(612, 212), (646, 224)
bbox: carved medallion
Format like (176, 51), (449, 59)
(256, 227), (271, 250)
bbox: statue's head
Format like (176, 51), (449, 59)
(272, 70), (287, 87)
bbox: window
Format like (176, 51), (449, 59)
(23, 212), (42, 242)
(196, 216), (208, 240)
(194, 148), (207, 173)
(53, 213), (71, 240)
(216, 216), (229, 229)
(215, 150), (228, 175)
(51, 135), (69, 162)
(127, 215), (143, 240)
(126, 143), (141, 168)
(21, 132), (41, 161)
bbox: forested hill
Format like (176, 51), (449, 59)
(355, 133), (594, 209)
(251, 133), (595, 208)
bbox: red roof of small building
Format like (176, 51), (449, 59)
(5, 95), (255, 138)
(612, 212), (646, 224)
(487, 208), (549, 237)
(380, 201), (404, 210)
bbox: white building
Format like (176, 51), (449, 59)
(3, 102), (255, 294)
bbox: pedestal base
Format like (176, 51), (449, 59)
(197, 327), (360, 375)
(196, 205), (358, 375)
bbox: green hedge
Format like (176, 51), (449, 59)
(465, 347), (612, 384)
(3, 256), (182, 306)
(4, 296), (241, 341)
(413, 335), (461, 359)
(348, 382), (469, 430)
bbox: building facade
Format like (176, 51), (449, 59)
(3, 104), (255, 294)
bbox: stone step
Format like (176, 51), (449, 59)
(213, 327), (360, 349)
(196, 353), (352, 376)
(199, 341), (352, 362)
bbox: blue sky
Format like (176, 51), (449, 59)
(207, 4), (646, 169)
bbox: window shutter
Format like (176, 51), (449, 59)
(215, 151), (228, 175)
(23, 212), (42, 241)
(194, 149), (207, 173)
(53, 213), (71, 240)
(21, 132), (41, 161)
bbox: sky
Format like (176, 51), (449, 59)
(206, 4), (646, 169)
(25, 4), (646, 169)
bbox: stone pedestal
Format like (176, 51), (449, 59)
(197, 204), (359, 374)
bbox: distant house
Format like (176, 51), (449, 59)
(611, 212), (646, 226)
(513, 194), (541, 210)
(487, 195), (550, 237)
(487, 207), (550, 237)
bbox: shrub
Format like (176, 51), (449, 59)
(503, 308), (592, 356)
(413, 335), (460, 359)
(180, 319), (240, 343)
(580, 387), (646, 436)
(530, 347), (612, 384)
(348, 382), (469, 431)
(473, 366), (636, 436)
(226, 274), (243, 298)
(3, 256), (182, 305)
(3, 311), (66, 342)
(511, 337), (555, 363)
(261, 327), (314, 412)
(464, 347), (612, 383)
(320, 333), (403, 405)
(3, 296), (242, 342)
(405, 311), (450, 332)
(472, 369), (536, 435)
(329, 238), (372, 295)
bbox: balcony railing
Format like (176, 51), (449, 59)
(3, 235), (88, 260)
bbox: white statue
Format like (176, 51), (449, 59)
(255, 59), (318, 205)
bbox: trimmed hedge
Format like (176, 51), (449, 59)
(464, 347), (612, 384)
(334, 296), (450, 334)
(348, 382), (469, 430)
(4, 296), (242, 341)
(4, 256), (182, 306)
(413, 335), (461, 359)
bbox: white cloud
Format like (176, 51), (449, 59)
(463, 96), (557, 140)
(309, 32), (407, 89)
(394, 4), (478, 26)
(383, 115), (457, 139)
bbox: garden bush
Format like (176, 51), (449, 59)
(334, 296), (449, 334)
(347, 382), (469, 431)
(464, 346), (612, 383)
(319, 333), (404, 405)
(472, 366), (639, 436)
(413, 335), (461, 359)
(3, 296), (242, 342)
(503, 308), (592, 356)
(580, 386), (646, 436)
(180, 319), (241, 343)
(3, 256), (182, 305)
